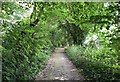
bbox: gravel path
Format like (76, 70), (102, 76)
(36, 48), (85, 80)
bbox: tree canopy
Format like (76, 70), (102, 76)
(0, 1), (120, 81)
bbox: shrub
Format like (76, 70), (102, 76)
(2, 24), (53, 81)
(65, 46), (120, 81)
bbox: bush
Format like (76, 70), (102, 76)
(65, 46), (120, 81)
(2, 24), (53, 81)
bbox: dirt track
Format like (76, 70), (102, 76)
(36, 48), (85, 80)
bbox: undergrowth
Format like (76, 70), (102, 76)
(65, 45), (120, 81)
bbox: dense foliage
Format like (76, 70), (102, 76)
(1, 2), (67, 81)
(65, 46), (120, 81)
(1, 1), (120, 81)
(65, 2), (120, 81)
(2, 19), (54, 80)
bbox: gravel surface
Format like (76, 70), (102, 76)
(36, 48), (85, 80)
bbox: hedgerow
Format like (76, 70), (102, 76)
(65, 46), (120, 81)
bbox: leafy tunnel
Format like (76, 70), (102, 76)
(0, 1), (120, 81)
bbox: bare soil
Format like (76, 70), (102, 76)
(36, 48), (85, 80)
